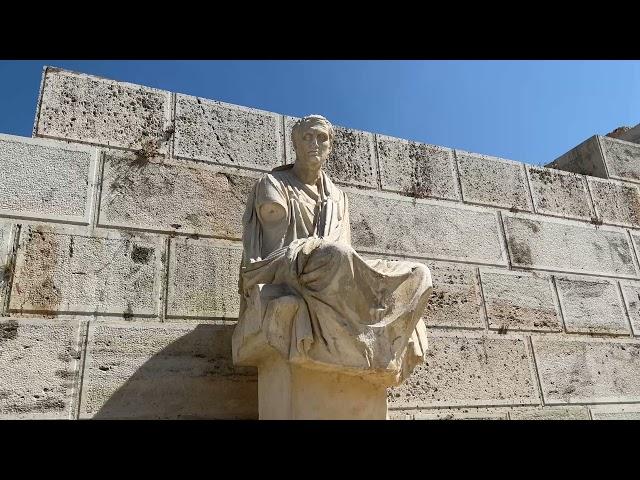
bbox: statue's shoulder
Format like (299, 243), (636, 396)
(267, 164), (295, 184)
(271, 164), (294, 173)
(250, 167), (291, 207)
(252, 165), (292, 188)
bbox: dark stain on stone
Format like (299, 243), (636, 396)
(531, 167), (558, 187)
(326, 128), (365, 184)
(605, 234), (632, 265)
(57, 348), (80, 363)
(123, 303), (134, 321)
(185, 213), (202, 228)
(622, 187), (640, 224)
(404, 143), (442, 199)
(0, 319), (19, 343)
(132, 139), (162, 167)
(510, 240), (533, 265)
(1, 258), (15, 287)
(69, 237), (74, 258)
(351, 218), (375, 247)
(58, 352), (71, 362)
(131, 245), (153, 264)
(519, 219), (540, 234)
(31, 398), (67, 411)
(17, 227), (62, 314)
(162, 123), (175, 142)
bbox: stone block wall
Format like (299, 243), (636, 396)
(1, 66), (640, 419)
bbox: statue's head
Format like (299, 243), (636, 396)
(291, 115), (334, 169)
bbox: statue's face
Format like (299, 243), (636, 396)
(294, 123), (332, 168)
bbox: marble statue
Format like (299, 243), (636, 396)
(232, 115), (433, 419)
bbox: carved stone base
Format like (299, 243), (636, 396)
(257, 353), (388, 420)
(232, 284), (423, 420)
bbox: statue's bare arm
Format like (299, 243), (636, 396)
(260, 202), (286, 223)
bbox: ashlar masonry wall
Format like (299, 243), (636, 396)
(2, 66), (640, 419)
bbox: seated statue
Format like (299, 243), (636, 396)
(234, 115), (433, 387)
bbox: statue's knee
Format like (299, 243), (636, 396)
(411, 263), (432, 284)
(315, 241), (351, 262)
(412, 263), (428, 275)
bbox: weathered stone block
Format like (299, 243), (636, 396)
(411, 408), (508, 420)
(0, 135), (94, 223)
(503, 214), (637, 278)
(167, 239), (242, 319)
(588, 177), (640, 227)
(527, 166), (593, 220)
(388, 410), (413, 420)
(555, 275), (629, 335)
(9, 225), (161, 316)
(532, 337), (640, 404)
(98, 152), (258, 238)
(175, 95), (283, 171)
(285, 116), (378, 188)
(457, 151), (532, 211)
(590, 404), (640, 419)
(0, 222), (10, 262)
(349, 191), (506, 265)
(389, 331), (538, 408)
(80, 322), (257, 419)
(0, 223), (11, 308)
(423, 261), (483, 329)
(601, 136), (640, 183)
(617, 124), (640, 144)
(545, 136), (606, 178)
(376, 135), (459, 200)
(36, 67), (171, 151)
(480, 269), (560, 332)
(618, 281), (640, 336)
(508, 406), (590, 420)
(0, 318), (79, 419)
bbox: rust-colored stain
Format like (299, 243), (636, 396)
(13, 227), (61, 315)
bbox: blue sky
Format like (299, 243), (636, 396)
(0, 60), (638, 166)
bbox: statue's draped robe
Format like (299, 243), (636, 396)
(239, 165), (432, 384)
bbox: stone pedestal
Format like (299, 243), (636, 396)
(256, 353), (388, 420)
(232, 284), (402, 420)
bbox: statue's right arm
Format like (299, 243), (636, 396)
(260, 202), (286, 223)
(256, 174), (287, 224)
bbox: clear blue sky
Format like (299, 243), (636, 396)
(0, 60), (638, 166)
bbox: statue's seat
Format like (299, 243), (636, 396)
(232, 282), (428, 387)
(232, 283), (305, 366)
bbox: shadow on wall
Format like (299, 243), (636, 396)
(87, 323), (258, 420)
